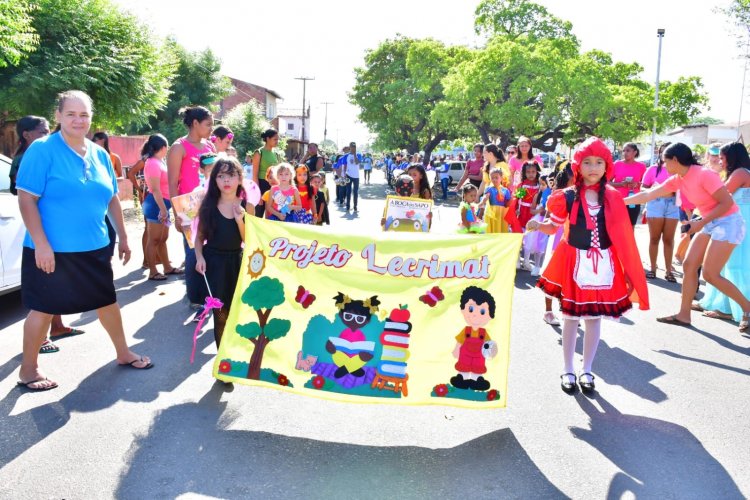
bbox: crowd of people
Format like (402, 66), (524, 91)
(8, 89), (750, 395)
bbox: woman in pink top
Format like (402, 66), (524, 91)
(508, 136), (543, 190)
(166, 106), (215, 309)
(141, 134), (181, 281)
(626, 143), (750, 331)
(456, 143), (485, 190)
(610, 142), (647, 227)
(642, 146), (680, 282)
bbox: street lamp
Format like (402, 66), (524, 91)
(650, 28), (665, 165)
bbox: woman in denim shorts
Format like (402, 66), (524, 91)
(626, 143), (750, 332)
(643, 148), (680, 282)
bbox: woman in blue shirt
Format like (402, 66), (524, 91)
(16, 90), (153, 391)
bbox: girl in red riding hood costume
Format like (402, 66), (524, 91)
(527, 137), (649, 394)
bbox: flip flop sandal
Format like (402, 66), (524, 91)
(148, 273), (167, 281)
(39, 340), (60, 354)
(739, 312), (750, 333)
(118, 357), (154, 370)
(702, 310), (733, 320)
(645, 270), (656, 279)
(17, 378), (58, 392)
(656, 315), (692, 327)
(49, 328), (85, 340)
(690, 302), (704, 312)
(664, 272), (677, 283)
(164, 267), (185, 275)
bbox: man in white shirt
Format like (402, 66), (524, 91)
(345, 141), (362, 212)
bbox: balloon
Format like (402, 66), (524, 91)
(243, 179), (261, 206)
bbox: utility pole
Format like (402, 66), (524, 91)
(321, 102), (334, 142)
(738, 34), (749, 140)
(295, 76), (314, 152)
(650, 29), (665, 164)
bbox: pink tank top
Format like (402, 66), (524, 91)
(177, 137), (215, 195)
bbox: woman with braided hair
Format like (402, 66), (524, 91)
(527, 137), (649, 394)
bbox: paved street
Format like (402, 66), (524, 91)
(0, 169), (748, 499)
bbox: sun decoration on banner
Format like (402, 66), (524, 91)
(247, 248), (266, 279)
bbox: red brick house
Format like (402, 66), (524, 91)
(216, 77), (282, 121)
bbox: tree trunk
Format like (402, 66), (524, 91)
(422, 133), (446, 165)
(247, 334), (270, 380)
(246, 307), (272, 379)
(478, 127), (490, 145)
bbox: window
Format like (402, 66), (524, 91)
(287, 123), (295, 131)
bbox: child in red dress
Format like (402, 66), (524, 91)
(527, 137), (649, 394)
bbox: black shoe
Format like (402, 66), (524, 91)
(474, 376), (490, 391)
(334, 366), (349, 378)
(351, 368), (365, 377)
(578, 372), (595, 393)
(450, 374), (470, 389)
(560, 373), (577, 394)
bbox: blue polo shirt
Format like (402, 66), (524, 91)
(16, 133), (117, 253)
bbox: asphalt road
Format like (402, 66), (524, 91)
(0, 169), (748, 499)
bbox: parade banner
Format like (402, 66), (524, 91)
(382, 195), (433, 232)
(213, 217), (522, 408)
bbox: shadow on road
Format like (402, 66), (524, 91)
(0, 292), (217, 468)
(114, 386), (564, 499)
(572, 395), (743, 499)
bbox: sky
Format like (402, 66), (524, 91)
(113, 0), (747, 148)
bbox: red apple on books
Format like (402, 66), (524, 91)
(390, 305), (410, 323)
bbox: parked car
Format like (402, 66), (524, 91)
(0, 154), (24, 296)
(446, 161), (466, 185)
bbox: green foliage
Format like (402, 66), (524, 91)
(721, 0), (750, 50)
(223, 100), (268, 159)
(0, 0), (176, 131)
(0, 0), (39, 68)
(474, 0), (577, 43)
(264, 318), (291, 341)
(689, 116), (723, 126)
(242, 276), (286, 310)
(236, 321), (262, 340)
(352, 1), (707, 151)
(318, 139), (338, 156)
(128, 38), (232, 142)
(350, 37), (471, 157)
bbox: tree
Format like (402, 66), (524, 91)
(236, 277), (290, 380)
(0, 0), (38, 68)
(222, 100), (268, 159)
(474, 0), (576, 42)
(689, 116), (723, 126)
(350, 37), (471, 162)
(128, 39), (232, 142)
(318, 139), (338, 157)
(721, 0), (750, 50)
(0, 0), (176, 131)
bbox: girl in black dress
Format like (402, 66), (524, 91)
(195, 157), (250, 347)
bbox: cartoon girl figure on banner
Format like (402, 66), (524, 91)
(527, 137), (649, 395)
(450, 286), (498, 392)
(326, 293), (380, 379)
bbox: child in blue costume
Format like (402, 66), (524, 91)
(458, 184), (486, 234)
(481, 167), (511, 233)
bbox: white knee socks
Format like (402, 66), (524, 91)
(582, 318), (602, 374)
(562, 319), (578, 381)
(562, 318), (602, 381)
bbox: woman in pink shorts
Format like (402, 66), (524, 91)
(626, 143), (750, 332)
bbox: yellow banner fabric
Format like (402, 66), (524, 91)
(213, 217), (522, 408)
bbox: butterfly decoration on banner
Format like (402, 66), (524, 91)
(419, 286), (445, 307)
(295, 285), (317, 309)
